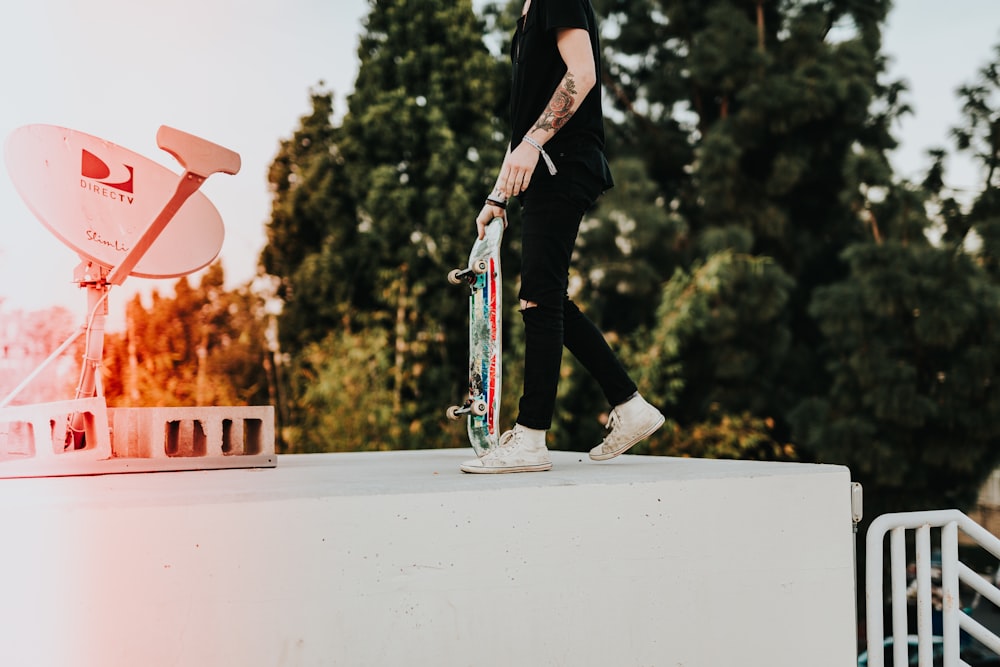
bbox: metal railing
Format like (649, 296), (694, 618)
(866, 510), (1000, 667)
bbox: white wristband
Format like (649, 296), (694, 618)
(522, 135), (557, 176)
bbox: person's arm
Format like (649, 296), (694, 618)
(476, 27), (597, 239)
(498, 27), (597, 197)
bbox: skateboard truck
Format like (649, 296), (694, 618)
(446, 399), (489, 421)
(447, 259), (490, 286)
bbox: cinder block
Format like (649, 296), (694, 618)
(108, 406), (274, 460)
(0, 397), (111, 463)
(0, 403), (274, 477)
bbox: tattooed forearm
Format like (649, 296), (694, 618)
(532, 73), (579, 133)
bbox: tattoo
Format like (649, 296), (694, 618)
(533, 73), (578, 133)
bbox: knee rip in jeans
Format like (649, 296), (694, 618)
(519, 300), (538, 311)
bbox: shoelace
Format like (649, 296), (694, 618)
(605, 409), (621, 433)
(498, 429), (519, 447)
(483, 428), (519, 461)
(600, 409), (624, 450)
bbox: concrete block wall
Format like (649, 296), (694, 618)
(0, 403), (275, 477)
(108, 405), (273, 459)
(0, 449), (858, 666)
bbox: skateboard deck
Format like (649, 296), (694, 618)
(447, 217), (504, 457)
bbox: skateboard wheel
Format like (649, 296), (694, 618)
(446, 405), (463, 420)
(471, 400), (488, 417)
(447, 269), (463, 285)
(472, 259), (489, 275)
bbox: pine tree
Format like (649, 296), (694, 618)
(791, 237), (1000, 513)
(953, 41), (1000, 277)
(787, 38), (1000, 516)
(260, 90), (363, 350)
(261, 0), (507, 449)
(589, 0), (898, 455)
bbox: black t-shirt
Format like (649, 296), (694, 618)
(510, 0), (611, 190)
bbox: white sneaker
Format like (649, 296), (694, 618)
(460, 424), (552, 473)
(589, 394), (665, 461)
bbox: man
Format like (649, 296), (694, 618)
(460, 0), (664, 473)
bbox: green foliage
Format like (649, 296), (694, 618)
(572, 157), (688, 334)
(630, 250), (795, 430)
(261, 0), (508, 451)
(951, 40), (1000, 288)
(582, 1), (906, 475)
(790, 241), (1000, 513)
(952, 42), (1000, 197)
(284, 329), (398, 452)
(261, 90), (369, 350)
(640, 404), (796, 461)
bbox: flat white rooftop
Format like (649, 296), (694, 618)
(0, 450), (858, 666)
(0, 447), (840, 503)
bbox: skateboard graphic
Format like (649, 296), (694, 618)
(447, 217), (504, 457)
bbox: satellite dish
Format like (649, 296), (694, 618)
(1, 124), (240, 441)
(4, 124), (225, 279)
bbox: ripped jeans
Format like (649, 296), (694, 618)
(515, 161), (637, 431)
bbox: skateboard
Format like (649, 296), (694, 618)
(446, 217), (504, 457)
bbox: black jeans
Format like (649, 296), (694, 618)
(515, 160), (637, 431)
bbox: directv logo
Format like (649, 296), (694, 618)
(80, 148), (135, 204)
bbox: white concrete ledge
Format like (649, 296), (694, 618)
(0, 449), (858, 666)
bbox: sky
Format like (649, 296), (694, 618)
(0, 0), (998, 333)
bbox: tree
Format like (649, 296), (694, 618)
(261, 0), (509, 450)
(282, 328), (410, 453)
(952, 41), (1000, 278)
(791, 238), (1000, 514)
(583, 0), (899, 457)
(101, 262), (271, 410)
(260, 90), (366, 351)
(0, 305), (80, 405)
(784, 37), (1000, 517)
(953, 42), (1000, 198)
